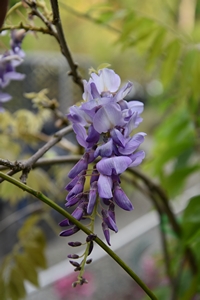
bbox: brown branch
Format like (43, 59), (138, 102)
(0, 125), (73, 184)
(0, 23), (53, 35)
(21, 0), (83, 92)
(49, 0), (83, 91)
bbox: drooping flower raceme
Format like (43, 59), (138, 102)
(60, 67), (146, 285)
(0, 30), (26, 112)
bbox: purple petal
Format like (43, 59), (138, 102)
(129, 150), (145, 167)
(90, 168), (99, 184)
(87, 181), (97, 214)
(108, 202), (116, 222)
(93, 103), (122, 133)
(90, 82), (100, 99)
(82, 79), (93, 101)
(94, 139), (113, 158)
(60, 226), (80, 237)
(68, 105), (90, 126)
(91, 68), (121, 94)
(102, 222), (111, 246)
(4, 71), (25, 81)
(113, 183), (133, 211)
(0, 91), (12, 103)
(73, 123), (88, 148)
(110, 128), (126, 147)
(114, 81), (132, 102)
(71, 202), (85, 220)
(102, 209), (118, 232)
(66, 175), (85, 200)
(97, 174), (113, 199)
(65, 177), (78, 191)
(118, 133), (146, 155)
(86, 124), (100, 144)
(59, 218), (70, 227)
(96, 156), (132, 176)
(68, 153), (89, 179)
(127, 100), (144, 115)
(65, 193), (84, 207)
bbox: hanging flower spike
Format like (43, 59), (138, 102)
(60, 66), (146, 285)
(0, 30), (26, 112)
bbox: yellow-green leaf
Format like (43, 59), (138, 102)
(161, 39), (182, 86)
(24, 242), (47, 269)
(14, 253), (39, 287)
(0, 274), (7, 300)
(9, 266), (26, 299)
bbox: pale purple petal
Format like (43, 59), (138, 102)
(73, 123), (88, 148)
(110, 128), (126, 147)
(0, 91), (12, 103)
(114, 81), (132, 102)
(93, 103), (122, 133)
(94, 139), (113, 158)
(91, 68), (121, 93)
(127, 100), (144, 114)
(68, 105), (90, 126)
(96, 156), (132, 176)
(82, 79), (93, 101)
(129, 150), (145, 167)
(97, 174), (113, 198)
(4, 71), (25, 81)
(118, 133), (146, 155)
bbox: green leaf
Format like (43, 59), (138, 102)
(14, 253), (39, 287)
(96, 10), (114, 24)
(161, 39), (182, 86)
(32, 227), (46, 249)
(24, 242), (47, 269)
(0, 274), (7, 300)
(9, 266), (26, 299)
(18, 216), (40, 240)
(8, 281), (19, 300)
(147, 27), (167, 68)
(182, 195), (200, 243)
(162, 165), (200, 196)
(97, 63), (111, 71)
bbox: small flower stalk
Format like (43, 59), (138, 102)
(60, 67), (146, 284)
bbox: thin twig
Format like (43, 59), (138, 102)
(0, 125), (73, 184)
(0, 23), (53, 35)
(50, 0), (83, 91)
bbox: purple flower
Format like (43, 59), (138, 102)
(10, 30), (26, 58)
(61, 67), (146, 247)
(113, 182), (134, 211)
(60, 226), (80, 237)
(0, 31), (26, 111)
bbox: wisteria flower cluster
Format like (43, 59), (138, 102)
(60, 67), (146, 284)
(0, 30), (25, 111)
